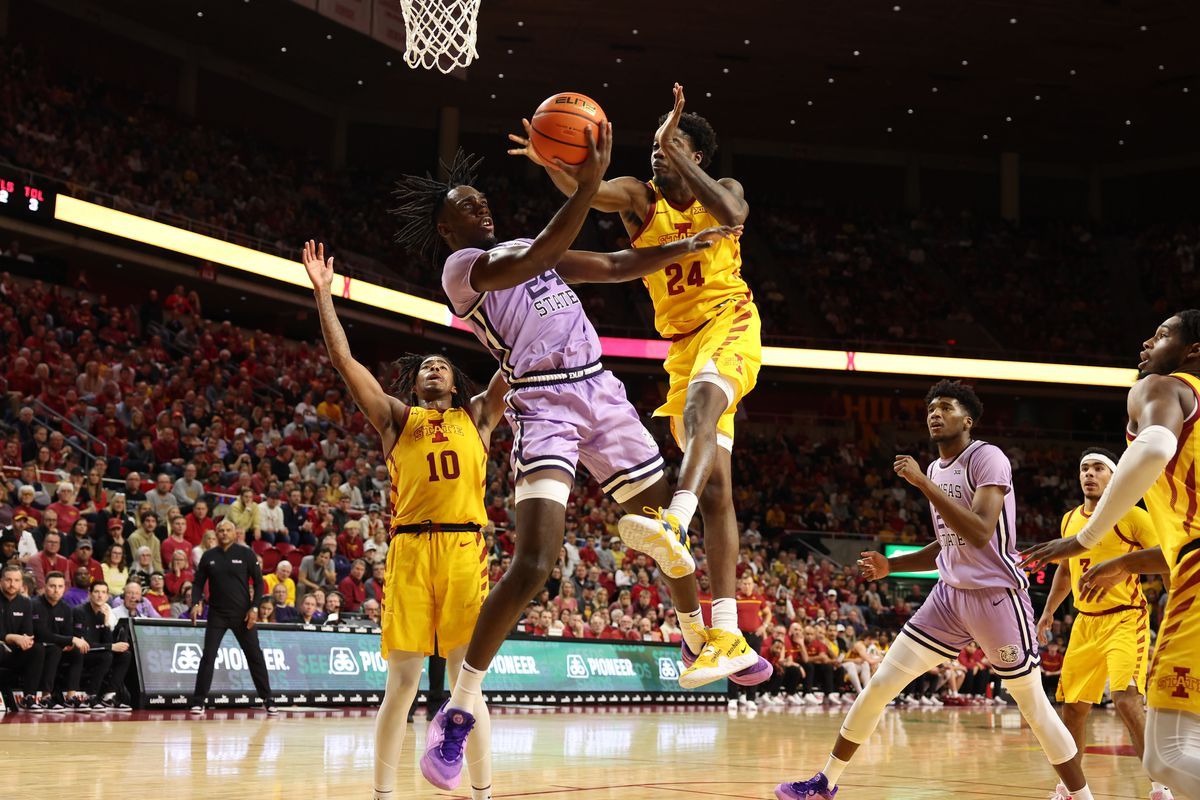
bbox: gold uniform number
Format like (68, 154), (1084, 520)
(426, 450), (461, 482)
(664, 261), (704, 296)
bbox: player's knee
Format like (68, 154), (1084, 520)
(506, 552), (556, 592)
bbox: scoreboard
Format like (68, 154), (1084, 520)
(0, 171), (57, 219)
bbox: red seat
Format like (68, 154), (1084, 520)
(275, 542), (296, 556)
(297, 545), (314, 556)
(250, 540), (272, 556)
(286, 552), (304, 571)
(260, 549), (282, 573)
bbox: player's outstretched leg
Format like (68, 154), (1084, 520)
(776, 633), (945, 798)
(373, 651), (424, 800)
(422, 478), (569, 790)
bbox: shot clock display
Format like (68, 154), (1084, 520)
(0, 171), (56, 218)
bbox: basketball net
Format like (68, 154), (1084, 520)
(400, 0), (481, 73)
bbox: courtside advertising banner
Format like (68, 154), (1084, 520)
(130, 621), (725, 707)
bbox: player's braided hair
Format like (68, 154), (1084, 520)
(924, 379), (984, 422)
(657, 111), (718, 169)
(390, 148), (483, 263)
(388, 354), (476, 409)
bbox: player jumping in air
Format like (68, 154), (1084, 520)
(776, 380), (1095, 800)
(1036, 447), (1173, 800)
(390, 126), (743, 791)
(1024, 310), (1200, 800)
(510, 82), (771, 688)
(304, 241), (506, 800)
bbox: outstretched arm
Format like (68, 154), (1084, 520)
(469, 124), (612, 292)
(655, 84), (749, 226)
(557, 225), (741, 284)
(470, 371), (509, 446)
(509, 121), (649, 215)
(303, 241), (406, 444)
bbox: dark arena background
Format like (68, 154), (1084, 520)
(2, 1), (1199, 798)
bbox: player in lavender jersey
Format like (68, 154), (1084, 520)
(391, 129), (746, 793)
(777, 380), (1094, 800)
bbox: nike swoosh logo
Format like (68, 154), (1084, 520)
(991, 598), (1005, 606)
(459, 541), (472, 548)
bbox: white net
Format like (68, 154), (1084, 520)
(400, 0), (482, 73)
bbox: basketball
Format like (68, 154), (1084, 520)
(528, 92), (607, 166)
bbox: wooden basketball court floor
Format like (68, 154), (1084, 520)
(4, 704), (1151, 799)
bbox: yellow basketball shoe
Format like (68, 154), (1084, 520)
(678, 627), (759, 689)
(617, 507), (695, 579)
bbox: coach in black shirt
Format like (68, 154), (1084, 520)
(0, 563), (46, 711)
(189, 519), (275, 714)
(33, 571), (88, 707)
(69, 581), (132, 710)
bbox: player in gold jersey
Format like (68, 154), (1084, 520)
(1035, 447), (1172, 800)
(510, 83), (770, 688)
(304, 241), (506, 800)
(1023, 310), (1200, 799)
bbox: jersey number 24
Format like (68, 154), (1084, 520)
(664, 261), (704, 296)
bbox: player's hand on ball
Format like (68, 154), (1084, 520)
(554, 122), (612, 189)
(302, 240), (335, 293)
(687, 225), (743, 252)
(893, 455), (924, 486)
(857, 550), (889, 580)
(507, 118), (555, 170)
(1078, 557), (1128, 604)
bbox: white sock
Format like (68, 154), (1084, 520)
(678, 607), (706, 653)
(1069, 785), (1094, 800)
(1151, 782), (1168, 794)
(711, 597), (740, 635)
(666, 490), (699, 532)
(823, 754), (849, 786)
(448, 661), (486, 712)
(470, 788), (492, 800)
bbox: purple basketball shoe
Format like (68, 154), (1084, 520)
(420, 702), (476, 790)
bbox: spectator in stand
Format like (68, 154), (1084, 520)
(630, 570), (660, 608)
(322, 591), (343, 624)
(363, 520), (389, 561)
(192, 530), (217, 567)
(111, 580), (161, 620)
(13, 486), (42, 524)
(1040, 640), (1064, 699)
(165, 550), (194, 601)
(172, 463), (204, 512)
(185, 499), (215, 547)
(11, 512), (38, 560)
(153, 429), (185, 477)
(65, 537), (103, 585)
(130, 547), (156, 587)
(33, 571), (86, 710)
(128, 512), (163, 572)
(264, 560), (296, 607)
(298, 547), (337, 599)
(763, 639), (805, 706)
(28, 530), (70, 592)
(99, 493), (137, 542)
(122, 472), (146, 504)
(46, 482), (81, 534)
(317, 390), (344, 427)
(338, 559), (367, 613)
(144, 573), (172, 617)
(15, 463), (52, 508)
(364, 560), (386, 604)
(63, 567), (92, 607)
(61, 517), (91, 558)
(337, 519), (365, 561)
(68, 580), (132, 711)
(226, 488), (263, 542)
(270, 583), (298, 622)
(361, 598), (381, 626)
(0, 563), (45, 711)
(281, 488), (313, 547)
(99, 544), (129, 593)
(31, 507), (61, 554)
(258, 490), (287, 543)
(161, 515), (193, 569)
(298, 593), (320, 624)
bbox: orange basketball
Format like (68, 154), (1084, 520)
(529, 92), (607, 166)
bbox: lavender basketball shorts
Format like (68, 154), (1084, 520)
(903, 581), (1041, 679)
(505, 368), (664, 500)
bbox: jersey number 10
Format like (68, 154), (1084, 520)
(426, 450), (461, 482)
(664, 261), (704, 296)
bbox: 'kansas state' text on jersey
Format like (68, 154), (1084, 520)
(925, 440), (1027, 591)
(442, 238), (601, 381)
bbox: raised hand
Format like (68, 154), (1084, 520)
(302, 240), (335, 293)
(654, 82), (686, 149)
(857, 550), (889, 580)
(893, 455), (924, 487)
(506, 118), (555, 170)
(553, 122), (613, 191)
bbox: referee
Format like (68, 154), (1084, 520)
(188, 519), (276, 715)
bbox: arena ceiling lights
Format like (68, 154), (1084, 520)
(55, 195), (1137, 389)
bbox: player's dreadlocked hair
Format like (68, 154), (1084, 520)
(924, 379), (984, 423)
(657, 111), (718, 169)
(388, 354), (476, 409)
(390, 148), (483, 263)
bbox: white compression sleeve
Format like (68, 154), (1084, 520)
(1076, 425), (1177, 548)
(1004, 671), (1078, 765)
(840, 633), (947, 744)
